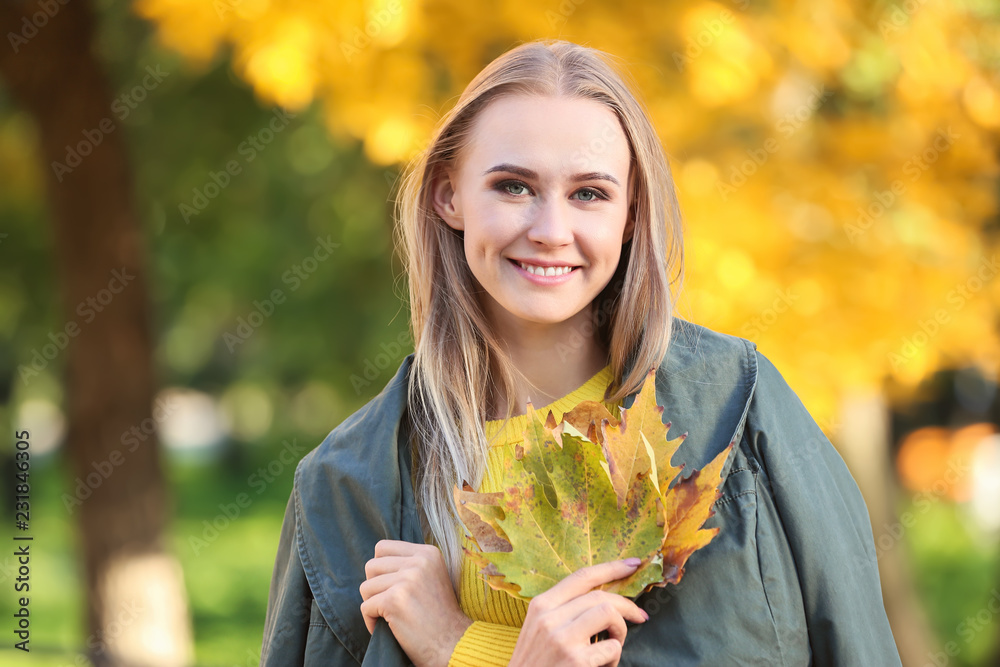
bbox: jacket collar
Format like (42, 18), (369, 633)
(292, 317), (759, 664)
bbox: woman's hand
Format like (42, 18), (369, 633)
(509, 558), (649, 667)
(359, 539), (472, 667)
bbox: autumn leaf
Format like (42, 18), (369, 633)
(455, 367), (730, 601)
(561, 372), (689, 502)
(561, 401), (615, 445)
(658, 441), (731, 585)
(457, 410), (666, 600)
(453, 482), (511, 553)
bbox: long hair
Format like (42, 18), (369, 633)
(394, 39), (684, 590)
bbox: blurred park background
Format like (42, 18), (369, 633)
(1, 0), (999, 664)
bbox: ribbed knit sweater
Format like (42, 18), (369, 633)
(447, 364), (618, 667)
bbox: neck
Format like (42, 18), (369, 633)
(486, 305), (608, 419)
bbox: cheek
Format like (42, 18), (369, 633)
(466, 208), (520, 251)
(588, 222), (630, 260)
(599, 247), (625, 273)
(460, 225), (496, 275)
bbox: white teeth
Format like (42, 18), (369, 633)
(518, 261), (574, 277)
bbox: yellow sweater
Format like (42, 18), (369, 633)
(448, 365), (618, 667)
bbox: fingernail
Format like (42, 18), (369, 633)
(641, 609), (649, 621)
(623, 557), (641, 567)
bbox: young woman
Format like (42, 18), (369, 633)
(261, 39), (902, 667)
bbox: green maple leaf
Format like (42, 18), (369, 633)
(454, 368), (730, 601)
(458, 411), (665, 600)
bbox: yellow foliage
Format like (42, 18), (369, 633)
(133, 0), (1000, 429)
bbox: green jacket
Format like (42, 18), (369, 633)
(260, 318), (902, 666)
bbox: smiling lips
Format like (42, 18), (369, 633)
(511, 259), (579, 278)
(510, 259), (579, 282)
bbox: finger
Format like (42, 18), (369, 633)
(525, 589), (644, 639)
(543, 558), (641, 607)
(584, 637), (622, 667)
(359, 584), (411, 636)
(359, 571), (401, 602)
(364, 555), (411, 580)
(359, 594), (381, 635)
(556, 590), (648, 628)
(571, 601), (628, 649)
(373, 539), (425, 558)
(359, 591), (402, 636)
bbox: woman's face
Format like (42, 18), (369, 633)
(432, 94), (634, 338)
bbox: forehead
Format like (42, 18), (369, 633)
(462, 94), (631, 177)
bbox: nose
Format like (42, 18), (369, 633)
(526, 197), (574, 247)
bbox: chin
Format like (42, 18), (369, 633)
(486, 293), (592, 330)
(510, 308), (588, 328)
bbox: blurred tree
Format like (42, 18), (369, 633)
(0, 0), (191, 664)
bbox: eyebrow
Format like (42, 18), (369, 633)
(482, 163), (621, 187)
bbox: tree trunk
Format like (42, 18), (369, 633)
(0, 1), (192, 664)
(835, 392), (936, 667)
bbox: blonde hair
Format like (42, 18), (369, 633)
(394, 39), (684, 590)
